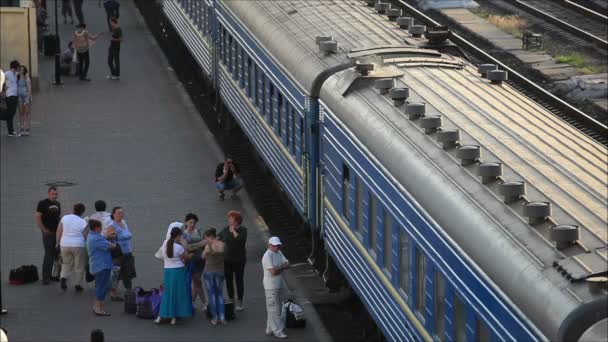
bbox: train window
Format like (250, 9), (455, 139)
(291, 109), (297, 156)
(258, 74), (265, 115)
(277, 93), (283, 136)
(399, 229), (410, 296)
(383, 210), (392, 274)
(369, 195), (377, 253)
(285, 103), (291, 147)
(268, 83), (274, 124)
(415, 249), (426, 315)
(246, 58), (252, 97)
(476, 319), (490, 342)
(342, 164), (350, 221)
(454, 295), (466, 342)
(228, 36), (233, 73)
(434, 272), (446, 341)
(251, 64), (257, 103)
(299, 117), (304, 165)
(356, 177), (364, 235)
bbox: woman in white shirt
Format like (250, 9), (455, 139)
(155, 227), (193, 325)
(56, 203), (88, 292)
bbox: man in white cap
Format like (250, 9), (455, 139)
(262, 236), (290, 339)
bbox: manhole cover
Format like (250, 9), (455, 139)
(45, 181), (78, 187)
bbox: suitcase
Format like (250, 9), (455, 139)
(44, 34), (58, 56)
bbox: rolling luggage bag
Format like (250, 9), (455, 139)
(44, 34), (58, 56)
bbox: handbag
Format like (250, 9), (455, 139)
(52, 253), (62, 279)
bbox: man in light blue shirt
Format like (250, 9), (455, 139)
(87, 219), (116, 316)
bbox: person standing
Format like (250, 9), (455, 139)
(87, 219), (116, 316)
(72, 0), (84, 27)
(17, 65), (32, 136)
(107, 206), (135, 299)
(202, 228), (226, 325)
(3, 61), (20, 137)
(56, 203), (88, 292)
(61, 0), (73, 24)
(72, 24), (102, 81)
(35, 186), (61, 284)
(181, 213), (208, 311)
(215, 158), (243, 201)
(262, 237), (290, 339)
(107, 17), (122, 80)
(89, 200), (112, 235)
(218, 210), (247, 312)
(156, 227), (193, 325)
(100, 0), (119, 32)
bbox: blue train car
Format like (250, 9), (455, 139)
(162, 1), (608, 341)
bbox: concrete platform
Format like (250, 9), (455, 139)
(0, 1), (329, 341)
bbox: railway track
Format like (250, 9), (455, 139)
(392, 0), (608, 147)
(483, 0), (608, 54)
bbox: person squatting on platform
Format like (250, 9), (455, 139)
(215, 157), (243, 201)
(262, 236), (290, 339)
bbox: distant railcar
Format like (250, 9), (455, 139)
(163, 1), (608, 341)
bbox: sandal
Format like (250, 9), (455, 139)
(93, 310), (111, 316)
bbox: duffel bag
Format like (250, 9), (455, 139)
(135, 287), (161, 319)
(9, 265), (39, 285)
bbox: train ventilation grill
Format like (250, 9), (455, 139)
(553, 248), (608, 284)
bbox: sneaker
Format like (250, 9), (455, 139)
(21, 130), (30, 136)
(235, 305), (243, 312)
(210, 319), (217, 326)
(274, 331), (288, 339)
(170, 318), (177, 325)
(7, 132), (20, 137)
(60, 278), (67, 291)
(265, 329), (273, 336)
(154, 317), (162, 324)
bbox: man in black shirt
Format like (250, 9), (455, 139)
(35, 186), (61, 284)
(107, 17), (122, 80)
(215, 157), (243, 201)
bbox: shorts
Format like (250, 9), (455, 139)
(18, 94), (30, 105)
(216, 177), (242, 191)
(94, 268), (112, 301)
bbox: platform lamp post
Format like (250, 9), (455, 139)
(0, 69), (6, 316)
(52, 0), (62, 85)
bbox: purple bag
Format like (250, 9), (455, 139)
(135, 287), (161, 319)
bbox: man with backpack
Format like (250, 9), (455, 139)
(72, 24), (103, 81)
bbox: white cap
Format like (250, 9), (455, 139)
(269, 236), (282, 246)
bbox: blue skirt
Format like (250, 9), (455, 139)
(159, 267), (192, 318)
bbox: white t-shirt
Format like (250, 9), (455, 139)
(89, 211), (112, 235)
(262, 249), (288, 290)
(162, 240), (185, 268)
(59, 214), (87, 247)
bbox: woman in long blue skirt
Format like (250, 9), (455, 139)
(156, 228), (193, 325)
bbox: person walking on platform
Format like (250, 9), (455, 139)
(56, 203), (88, 292)
(218, 210), (247, 312)
(17, 65), (32, 136)
(3, 61), (20, 137)
(100, 0), (119, 32)
(262, 237), (290, 339)
(35, 186), (62, 284)
(156, 227), (193, 325)
(87, 219), (117, 316)
(61, 0), (74, 25)
(107, 206), (135, 299)
(72, 24), (103, 81)
(72, 0), (85, 27)
(181, 213), (208, 311)
(215, 157), (243, 201)
(89, 200), (112, 235)
(107, 17), (122, 80)
(202, 228), (226, 325)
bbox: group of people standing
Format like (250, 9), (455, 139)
(35, 187), (135, 316)
(1, 61), (33, 137)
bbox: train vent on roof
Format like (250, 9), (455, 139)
(437, 129), (460, 148)
(456, 145), (480, 166)
(405, 102), (425, 120)
(375, 78), (395, 94)
(389, 87), (409, 106)
(387, 9), (402, 22)
(375, 1), (390, 14)
(355, 63), (375, 76)
(488, 70), (508, 85)
(397, 17), (414, 30)
(478, 64), (497, 78)
(410, 25), (426, 38)
(499, 181), (526, 203)
(523, 201), (552, 225)
(477, 162), (502, 184)
(550, 225), (580, 250)
(365, 0), (376, 7)
(420, 115), (442, 134)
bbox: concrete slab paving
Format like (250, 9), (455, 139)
(0, 1), (328, 341)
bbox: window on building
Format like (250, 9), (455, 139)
(342, 164), (350, 221)
(435, 272), (446, 341)
(356, 177), (364, 235)
(383, 210), (392, 273)
(476, 319), (490, 342)
(415, 249), (426, 315)
(399, 230), (410, 296)
(369, 195), (377, 253)
(454, 295), (466, 342)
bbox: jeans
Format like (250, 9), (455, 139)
(77, 50), (90, 79)
(265, 288), (284, 334)
(5, 96), (18, 134)
(224, 260), (245, 302)
(108, 45), (120, 77)
(204, 272), (225, 321)
(72, 0), (84, 26)
(104, 1), (119, 31)
(42, 233), (57, 280)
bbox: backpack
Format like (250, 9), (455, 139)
(135, 287), (161, 319)
(9, 265), (39, 285)
(281, 299), (306, 328)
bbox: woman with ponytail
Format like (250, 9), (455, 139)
(155, 227), (192, 325)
